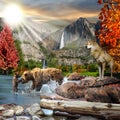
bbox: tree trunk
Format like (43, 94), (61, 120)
(40, 99), (120, 118)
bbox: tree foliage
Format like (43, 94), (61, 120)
(97, 0), (120, 66)
(0, 25), (19, 70)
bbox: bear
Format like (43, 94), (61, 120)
(20, 67), (63, 91)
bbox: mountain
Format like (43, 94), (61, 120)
(43, 17), (96, 65)
(13, 17), (97, 64)
(62, 17), (96, 48)
(43, 17), (96, 50)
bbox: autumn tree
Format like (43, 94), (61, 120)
(0, 23), (19, 71)
(97, 0), (120, 70)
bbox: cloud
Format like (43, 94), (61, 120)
(0, 0), (101, 23)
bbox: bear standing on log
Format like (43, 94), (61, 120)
(20, 67), (63, 91)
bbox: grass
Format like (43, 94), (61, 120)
(63, 71), (99, 77)
(64, 71), (120, 79)
(80, 72), (98, 77)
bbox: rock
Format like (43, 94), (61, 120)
(2, 110), (14, 117)
(105, 86), (120, 103)
(79, 76), (96, 87)
(90, 77), (120, 87)
(36, 110), (44, 116)
(85, 86), (120, 103)
(40, 84), (53, 94)
(0, 106), (5, 110)
(42, 109), (53, 116)
(85, 87), (111, 103)
(67, 72), (84, 80)
(42, 116), (55, 120)
(26, 103), (41, 115)
(56, 82), (78, 98)
(47, 80), (59, 93)
(14, 105), (24, 115)
(16, 116), (31, 120)
(32, 115), (42, 120)
(40, 93), (69, 100)
(40, 80), (59, 94)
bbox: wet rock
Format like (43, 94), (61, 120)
(40, 80), (59, 95)
(36, 110), (44, 116)
(67, 72), (84, 80)
(32, 115), (42, 120)
(47, 80), (59, 93)
(42, 116), (55, 120)
(2, 109), (14, 117)
(0, 106), (5, 110)
(14, 105), (24, 115)
(26, 103), (41, 115)
(40, 84), (53, 94)
(16, 116), (31, 120)
(42, 109), (53, 116)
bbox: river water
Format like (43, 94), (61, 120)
(0, 75), (100, 120)
(0, 75), (40, 105)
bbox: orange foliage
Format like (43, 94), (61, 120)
(97, 0), (120, 71)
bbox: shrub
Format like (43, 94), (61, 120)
(87, 64), (98, 72)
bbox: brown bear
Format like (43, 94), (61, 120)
(20, 67), (63, 91)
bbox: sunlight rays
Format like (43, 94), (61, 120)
(3, 4), (24, 26)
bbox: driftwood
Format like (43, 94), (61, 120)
(40, 99), (120, 119)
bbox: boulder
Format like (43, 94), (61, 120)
(67, 72), (84, 80)
(56, 77), (120, 103)
(56, 82), (85, 99)
(85, 86), (120, 103)
(79, 76), (96, 87)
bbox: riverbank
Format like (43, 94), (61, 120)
(0, 102), (100, 120)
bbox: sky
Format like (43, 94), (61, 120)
(0, 0), (102, 25)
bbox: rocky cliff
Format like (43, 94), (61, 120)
(14, 17), (97, 65)
(48, 18), (96, 65)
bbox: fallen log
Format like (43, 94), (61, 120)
(40, 99), (120, 119)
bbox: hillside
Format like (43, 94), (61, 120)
(13, 17), (97, 65)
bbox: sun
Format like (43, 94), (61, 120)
(3, 4), (24, 26)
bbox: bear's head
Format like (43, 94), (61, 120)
(21, 70), (35, 83)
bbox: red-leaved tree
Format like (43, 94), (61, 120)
(0, 25), (19, 70)
(96, 0), (120, 70)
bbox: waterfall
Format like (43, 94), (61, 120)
(60, 31), (65, 49)
(42, 59), (47, 69)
